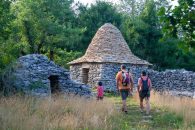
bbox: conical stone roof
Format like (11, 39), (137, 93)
(69, 23), (151, 65)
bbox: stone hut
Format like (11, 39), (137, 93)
(69, 23), (151, 92)
(8, 54), (91, 97)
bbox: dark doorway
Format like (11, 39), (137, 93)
(48, 75), (59, 94)
(82, 68), (89, 84)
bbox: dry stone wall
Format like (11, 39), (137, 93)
(100, 63), (148, 92)
(70, 63), (148, 92)
(148, 69), (195, 98)
(70, 64), (82, 83)
(70, 62), (195, 98)
(7, 54), (91, 97)
(88, 63), (103, 87)
(70, 63), (103, 88)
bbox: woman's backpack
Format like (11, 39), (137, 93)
(141, 78), (149, 91)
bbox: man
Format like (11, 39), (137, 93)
(137, 71), (152, 115)
(116, 64), (133, 113)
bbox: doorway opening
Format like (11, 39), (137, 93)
(48, 75), (59, 94)
(82, 68), (89, 84)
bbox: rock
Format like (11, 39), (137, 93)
(6, 54), (91, 97)
(70, 63), (148, 92)
(148, 69), (195, 98)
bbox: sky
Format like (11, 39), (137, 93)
(76, 0), (95, 5)
(76, 0), (178, 6)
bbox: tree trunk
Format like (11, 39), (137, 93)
(49, 50), (54, 61)
(23, 20), (35, 53)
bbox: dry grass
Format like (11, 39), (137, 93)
(1, 92), (195, 130)
(149, 91), (195, 125)
(0, 95), (119, 130)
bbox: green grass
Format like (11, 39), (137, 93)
(106, 94), (186, 130)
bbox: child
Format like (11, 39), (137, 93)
(97, 81), (104, 100)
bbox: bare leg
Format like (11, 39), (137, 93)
(140, 98), (144, 109)
(122, 100), (127, 111)
(145, 98), (150, 114)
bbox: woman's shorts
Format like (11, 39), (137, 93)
(139, 90), (150, 100)
(120, 90), (129, 100)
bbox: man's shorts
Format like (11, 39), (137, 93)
(139, 90), (150, 100)
(120, 90), (129, 100)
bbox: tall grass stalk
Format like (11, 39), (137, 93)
(149, 91), (195, 126)
(0, 95), (118, 130)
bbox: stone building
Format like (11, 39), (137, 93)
(69, 23), (151, 92)
(7, 54), (91, 97)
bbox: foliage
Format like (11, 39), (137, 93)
(159, 0), (195, 49)
(0, 0), (12, 41)
(121, 0), (195, 71)
(0, 0), (17, 74)
(117, 0), (146, 16)
(76, 1), (123, 51)
(0, 61), (18, 95)
(10, 0), (84, 55)
(0, 0), (195, 79)
(0, 41), (22, 74)
(53, 49), (83, 69)
(121, 0), (162, 62)
(155, 38), (195, 71)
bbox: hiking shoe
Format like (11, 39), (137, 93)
(122, 107), (124, 112)
(124, 111), (128, 114)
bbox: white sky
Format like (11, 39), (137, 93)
(76, 0), (95, 5)
(76, 0), (178, 6)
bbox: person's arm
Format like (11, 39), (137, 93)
(116, 72), (120, 91)
(97, 86), (99, 95)
(148, 78), (152, 91)
(116, 80), (119, 91)
(129, 73), (134, 92)
(137, 78), (141, 92)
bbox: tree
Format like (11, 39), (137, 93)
(120, 0), (195, 71)
(117, 0), (146, 16)
(0, 0), (12, 41)
(76, 1), (123, 51)
(121, 0), (162, 62)
(10, 0), (84, 60)
(159, 0), (195, 49)
(0, 0), (16, 74)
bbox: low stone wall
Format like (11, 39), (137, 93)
(70, 63), (195, 98)
(4, 54), (91, 97)
(148, 69), (195, 98)
(100, 63), (148, 92)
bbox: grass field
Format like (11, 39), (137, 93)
(0, 92), (195, 130)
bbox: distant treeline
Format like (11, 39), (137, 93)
(0, 0), (194, 73)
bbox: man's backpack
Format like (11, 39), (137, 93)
(122, 71), (130, 86)
(141, 78), (149, 91)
